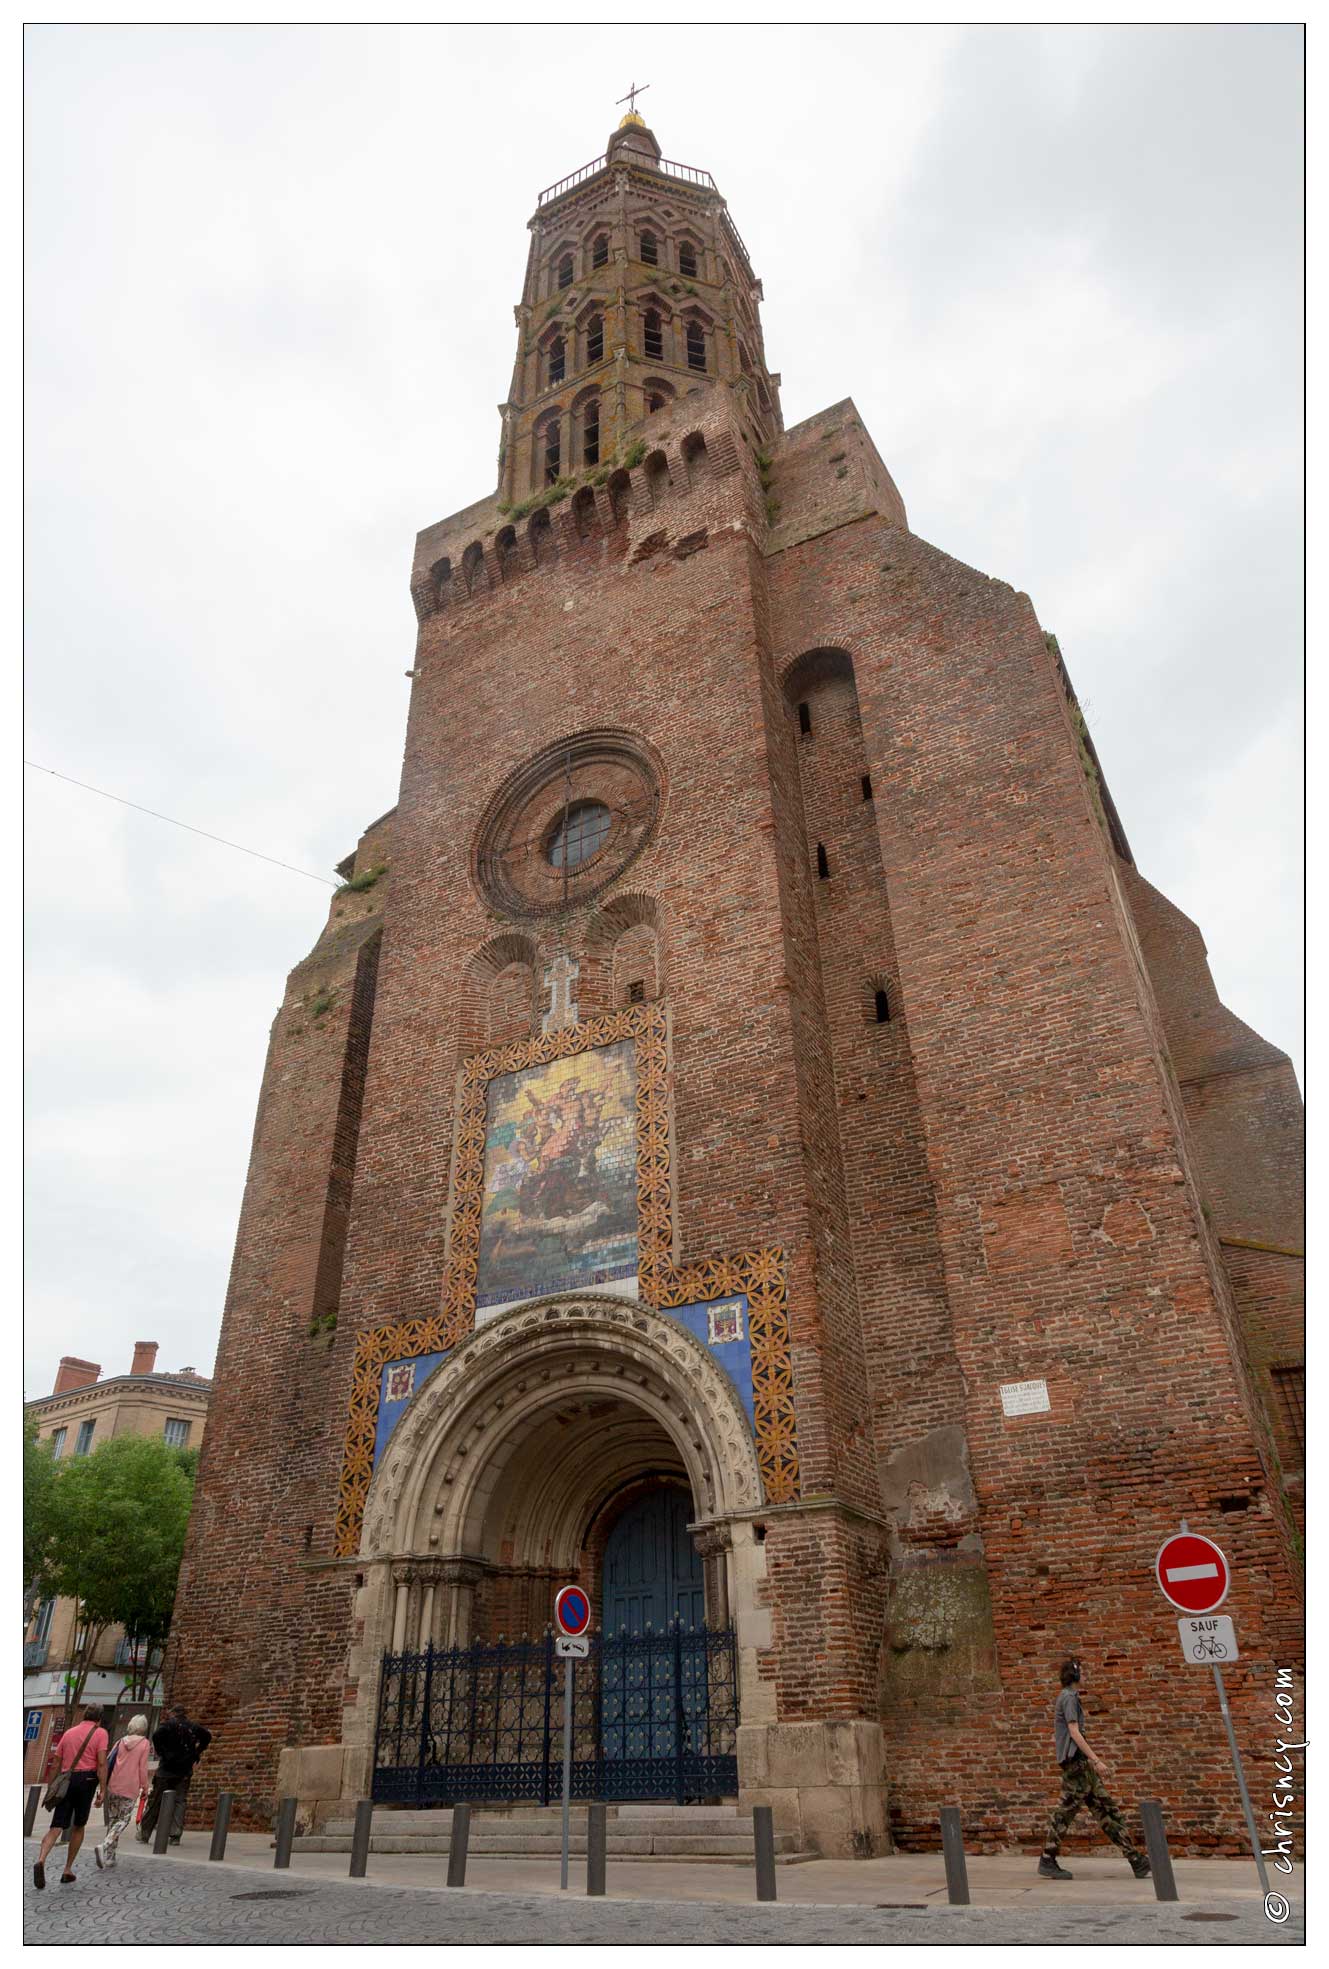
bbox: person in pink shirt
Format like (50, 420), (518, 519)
(93, 1714), (151, 1871)
(34, 1704), (109, 1889)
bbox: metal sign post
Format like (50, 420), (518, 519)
(552, 1586), (592, 1893)
(560, 1652), (574, 1891)
(1210, 1663), (1269, 1896)
(1159, 1521), (1268, 1895)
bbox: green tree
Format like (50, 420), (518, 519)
(23, 1416), (60, 1626)
(30, 1434), (196, 1724)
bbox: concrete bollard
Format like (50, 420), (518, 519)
(446, 1803), (471, 1888)
(349, 1799), (374, 1879)
(940, 1806), (970, 1905)
(273, 1796), (298, 1869)
(753, 1804), (777, 1902)
(208, 1792), (233, 1861)
(24, 1787), (41, 1838)
(586, 1802), (606, 1896)
(1140, 1799), (1179, 1903)
(152, 1792), (178, 1855)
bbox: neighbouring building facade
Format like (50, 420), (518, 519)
(24, 1343), (211, 1782)
(169, 113), (1303, 1856)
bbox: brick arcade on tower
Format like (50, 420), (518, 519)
(169, 109), (1303, 1858)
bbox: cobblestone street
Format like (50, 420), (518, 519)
(22, 1841), (1302, 1947)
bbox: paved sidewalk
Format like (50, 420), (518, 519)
(23, 1837), (1302, 1946)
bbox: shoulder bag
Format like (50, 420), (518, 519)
(42, 1722), (96, 1809)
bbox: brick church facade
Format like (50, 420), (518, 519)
(170, 112), (1303, 1856)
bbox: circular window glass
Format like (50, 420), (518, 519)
(548, 800), (612, 870)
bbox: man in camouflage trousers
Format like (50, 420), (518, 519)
(1038, 1657), (1151, 1880)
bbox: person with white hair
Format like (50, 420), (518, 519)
(93, 1715), (151, 1871)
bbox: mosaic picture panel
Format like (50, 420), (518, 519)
(475, 1038), (638, 1309)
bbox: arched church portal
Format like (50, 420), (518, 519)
(345, 1295), (766, 1804)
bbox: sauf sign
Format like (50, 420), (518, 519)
(1154, 1524), (1267, 1894)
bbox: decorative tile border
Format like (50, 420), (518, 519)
(334, 1003), (798, 1556)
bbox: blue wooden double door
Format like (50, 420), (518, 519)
(602, 1484), (705, 1634)
(600, 1485), (708, 1771)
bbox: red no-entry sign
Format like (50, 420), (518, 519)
(1155, 1531), (1230, 1614)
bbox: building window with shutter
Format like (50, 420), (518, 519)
(49, 1426), (67, 1459)
(164, 1417), (191, 1448)
(75, 1420), (95, 1456)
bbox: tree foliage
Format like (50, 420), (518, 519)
(26, 1433), (197, 1721)
(23, 1417), (59, 1622)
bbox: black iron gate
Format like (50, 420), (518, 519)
(372, 1624), (739, 1806)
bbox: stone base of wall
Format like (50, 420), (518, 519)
(738, 1718), (889, 1858)
(275, 1744), (358, 1833)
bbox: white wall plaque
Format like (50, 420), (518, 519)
(1000, 1378), (1051, 1417)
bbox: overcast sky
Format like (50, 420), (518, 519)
(23, 24), (1303, 1399)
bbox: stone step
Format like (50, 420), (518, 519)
(299, 1802), (809, 1861)
(321, 1807), (747, 1836)
(296, 1831), (814, 1864)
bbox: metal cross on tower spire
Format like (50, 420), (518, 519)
(616, 80), (650, 115)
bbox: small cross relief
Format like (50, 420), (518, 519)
(542, 953), (580, 1031)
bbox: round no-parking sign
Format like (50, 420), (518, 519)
(1155, 1531), (1230, 1614)
(554, 1584), (591, 1637)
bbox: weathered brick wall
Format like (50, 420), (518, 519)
(174, 382), (1302, 1852)
(1121, 865), (1304, 1525)
(759, 454), (1301, 1849)
(169, 827), (393, 1824)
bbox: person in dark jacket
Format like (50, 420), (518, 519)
(138, 1706), (212, 1846)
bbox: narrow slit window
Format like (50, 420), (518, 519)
(644, 310), (663, 361)
(862, 774), (873, 800)
(686, 321), (706, 371)
(591, 233), (609, 269)
(640, 231), (658, 265)
(586, 314), (604, 365)
(557, 254), (574, 290)
(679, 240), (698, 278)
(548, 337), (565, 386)
(874, 986), (890, 1024)
(544, 423), (561, 484)
(816, 843), (830, 880)
(647, 393), (664, 414)
(628, 979), (645, 1004)
(1272, 1365), (1305, 1460)
(797, 702), (812, 736)
(582, 399), (600, 467)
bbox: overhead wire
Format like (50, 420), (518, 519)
(24, 760), (340, 888)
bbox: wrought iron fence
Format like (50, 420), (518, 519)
(373, 1623), (739, 1807)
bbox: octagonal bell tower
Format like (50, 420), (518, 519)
(500, 113), (782, 505)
